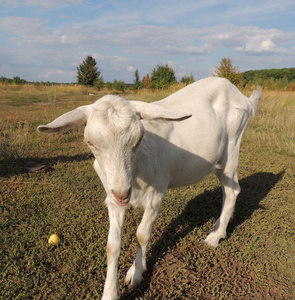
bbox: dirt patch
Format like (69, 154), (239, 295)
(146, 250), (292, 299)
(149, 254), (200, 298)
(153, 254), (198, 284)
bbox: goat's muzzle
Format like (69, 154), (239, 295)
(111, 188), (131, 206)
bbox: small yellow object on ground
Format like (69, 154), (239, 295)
(48, 234), (60, 245)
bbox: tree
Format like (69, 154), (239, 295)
(105, 81), (113, 90)
(212, 57), (241, 86)
(0, 76), (11, 84)
(180, 73), (195, 85)
(133, 69), (141, 90)
(12, 76), (22, 84)
(141, 74), (151, 89)
(150, 64), (177, 89)
(77, 55), (101, 86)
(94, 77), (104, 90)
(113, 79), (126, 92)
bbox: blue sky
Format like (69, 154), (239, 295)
(0, 0), (295, 83)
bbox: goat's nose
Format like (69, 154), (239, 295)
(111, 188), (131, 203)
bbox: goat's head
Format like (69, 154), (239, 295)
(84, 96), (144, 207)
(38, 95), (191, 207)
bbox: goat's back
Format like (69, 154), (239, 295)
(139, 77), (257, 188)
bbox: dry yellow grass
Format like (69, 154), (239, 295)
(247, 90), (295, 157)
(125, 83), (186, 102)
(0, 83), (100, 106)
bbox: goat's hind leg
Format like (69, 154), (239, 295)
(125, 200), (162, 289)
(204, 146), (241, 247)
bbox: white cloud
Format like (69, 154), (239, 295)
(89, 53), (137, 75)
(216, 0), (295, 24)
(105, 25), (203, 54)
(166, 44), (213, 55)
(39, 69), (76, 79)
(127, 66), (136, 72)
(237, 39), (288, 54)
(2, 16), (292, 59)
(167, 61), (177, 70)
(0, 18), (209, 58)
(0, 0), (83, 8)
(0, 17), (47, 38)
(201, 25), (293, 54)
(0, 17), (107, 49)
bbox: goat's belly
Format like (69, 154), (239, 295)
(168, 158), (215, 188)
(167, 131), (224, 188)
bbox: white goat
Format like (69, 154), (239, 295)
(38, 77), (261, 300)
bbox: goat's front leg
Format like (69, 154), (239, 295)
(102, 201), (126, 300)
(125, 202), (161, 289)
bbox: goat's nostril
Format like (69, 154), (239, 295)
(112, 188), (131, 202)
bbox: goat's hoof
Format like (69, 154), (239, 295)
(125, 264), (144, 289)
(125, 264), (135, 285)
(204, 231), (226, 247)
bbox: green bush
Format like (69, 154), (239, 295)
(113, 80), (126, 92)
(151, 64), (177, 89)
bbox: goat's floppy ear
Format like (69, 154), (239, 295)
(130, 101), (192, 120)
(37, 105), (91, 134)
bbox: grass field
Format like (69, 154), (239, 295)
(1, 84), (294, 299)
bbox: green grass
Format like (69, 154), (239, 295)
(0, 85), (294, 299)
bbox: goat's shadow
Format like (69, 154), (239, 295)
(120, 171), (285, 300)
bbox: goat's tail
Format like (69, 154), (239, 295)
(249, 87), (262, 117)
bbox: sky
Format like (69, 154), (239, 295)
(0, 0), (295, 83)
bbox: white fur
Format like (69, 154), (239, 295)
(38, 77), (262, 300)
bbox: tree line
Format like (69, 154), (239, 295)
(0, 76), (27, 85)
(241, 68), (295, 90)
(75, 55), (295, 90)
(1, 55), (295, 90)
(76, 55), (195, 92)
(212, 57), (295, 90)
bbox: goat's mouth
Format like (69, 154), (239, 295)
(117, 200), (129, 207)
(111, 188), (131, 207)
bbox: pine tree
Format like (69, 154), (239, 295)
(77, 55), (101, 86)
(133, 69), (141, 90)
